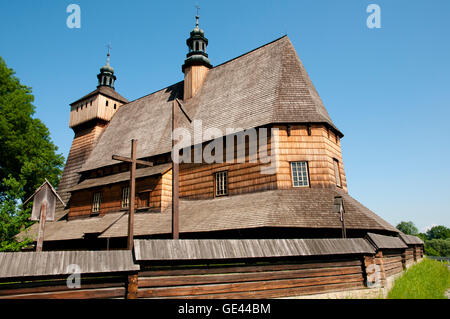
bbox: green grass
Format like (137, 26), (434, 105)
(388, 258), (450, 299)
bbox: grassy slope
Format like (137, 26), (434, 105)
(388, 258), (450, 299)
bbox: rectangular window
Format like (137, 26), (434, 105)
(290, 161), (309, 187)
(215, 171), (228, 196)
(333, 159), (342, 187)
(138, 192), (150, 209)
(92, 192), (102, 214)
(122, 186), (130, 209)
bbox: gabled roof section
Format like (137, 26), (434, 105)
(80, 36), (341, 172)
(70, 85), (129, 105)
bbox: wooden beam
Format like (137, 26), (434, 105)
(111, 155), (153, 167)
(128, 140), (137, 250)
(172, 100), (179, 239)
(36, 202), (47, 252)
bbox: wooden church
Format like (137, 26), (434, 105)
(21, 16), (400, 251)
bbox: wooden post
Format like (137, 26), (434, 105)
(172, 100), (179, 239)
(126, 273), (138, 299)
(128, 139), (137, 250)
(112, 140), (153, 251)
(170, 99), (191, 240)
(36, 202), (47, 252)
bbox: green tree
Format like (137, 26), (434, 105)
(396, 221), (419, 235)
(426, 225), (450, 240)
(0, 56), (64, 251)
(417, 233), (428, 242)
(424, 239), (450, 257)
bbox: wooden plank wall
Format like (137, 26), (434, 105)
(414, 246), (423, 261)
(179, 130), (277, 200)
(136, 257), (366, 299)
(0, 274), (130, 299)
(382, 250), (404, 278)
(404, 248), (414, 267)
(274, 124), (347, 192)
(69, 175), (162, 218)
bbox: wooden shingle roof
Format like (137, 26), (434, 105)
(70, 85), (129, 105)
(398, 232), (424, 245)
(97, 188), (397, 239)
(22, 188), (397, 242)
(366, 233), (407, 250)
(134, 238), (376, 261)
(80, 36), (341, 172)
(69, 163), (171, 192)
(0, 250), (139, 279)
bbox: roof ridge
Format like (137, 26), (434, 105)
(212, 35), (289, 69)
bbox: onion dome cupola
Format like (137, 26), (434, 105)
(182, 15), (212, 73)
(97, 50), (117, 89)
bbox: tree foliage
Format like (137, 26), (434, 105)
(396, 221), (419, 235)
(426, 225), (450, 240)
(424, 239), (450, 257)
(0, 56), (64, 251)
(396, 221), (450, 257)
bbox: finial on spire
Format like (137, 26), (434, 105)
(195, 4), (200, 27)
(98, 43), (116, 89)
(106, 42), (112, 65)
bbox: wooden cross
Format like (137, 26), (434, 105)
(112, 139), (153, 250)
(195, 4), (200, 16)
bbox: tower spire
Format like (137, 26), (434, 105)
(106, 43), (112, 66)
(182, 8), (212, 99)
(97, 43), (116, 89)
(182, 8), (211, 74)
(195, 5), (200, 27)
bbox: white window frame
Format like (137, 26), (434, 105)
(122, 186), (130, 209)
(92, 192), (102, 214)
(290, 161), (309, 187)
(215, 171), (228, 196)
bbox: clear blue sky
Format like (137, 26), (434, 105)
(0, 0), (449, 232)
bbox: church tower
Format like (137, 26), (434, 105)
(55, 50), (128, 218)
(182, 14), (212, 100)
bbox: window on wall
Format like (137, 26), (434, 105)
(138, 192), (150, 209)
(92, 192), (102, 214)
(333, 159), (342, 187)
(215, 171), (228, 196)
(290, 161), (309, 187)
(106, 100), (109, 106)
(122, 186), (130, 209)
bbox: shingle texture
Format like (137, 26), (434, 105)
(69, 163), (171, 192)
(0, 250), (139, 279)
(399, 232), (424, 245)
(366, 232), (407, 250)
(134, 238), (376, 261)
(80, 36), (341, 172)
(96, 188), (398, 239)
(70, 85), (129, 105)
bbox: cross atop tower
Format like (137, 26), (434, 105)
(195, 5), (200, 27)
(106, 43), (112, 65)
